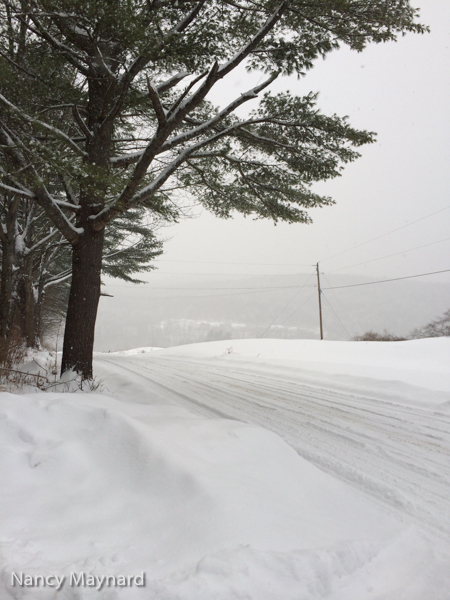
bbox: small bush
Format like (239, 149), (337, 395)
(0, 326), (27, 369)
(411, 309), (450, 339)
(0, 328), (30, 390)
(352, 330), (407, 342)
(0, 344), (48, 391)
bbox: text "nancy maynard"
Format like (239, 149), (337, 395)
(12, 572), (146, 590)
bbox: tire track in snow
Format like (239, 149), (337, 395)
(95, 354), (450, 538)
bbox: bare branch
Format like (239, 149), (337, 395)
(146, 76), (166, 128)
(166, 70), (208, 119)
(155, 71), (190, 93)
(168, 61), (219, 124)
(72, 105), (93, 140)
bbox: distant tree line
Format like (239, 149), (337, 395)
(353, 308), (450, 341)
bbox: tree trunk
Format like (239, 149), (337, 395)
(0, 239), (14, 361)
(61, 221), (105, 378)
(0, 244), (11, 331)
(24, 276), (38, 348)
(60, 66), (115, 379)
(0, 197), (19, 360)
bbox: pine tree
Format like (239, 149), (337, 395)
(0, 2), (162, 359)
(0, 0), (426, 378)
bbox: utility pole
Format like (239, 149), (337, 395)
(316, 262), (323, 340)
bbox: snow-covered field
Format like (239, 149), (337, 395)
(1, 338), (450, 599)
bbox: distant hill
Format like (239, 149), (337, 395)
(93, 273), (450, 351)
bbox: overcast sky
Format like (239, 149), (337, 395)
(106, 0), (450, 292)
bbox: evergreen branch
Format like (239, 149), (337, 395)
(0, 49), (37, 78)
(94, 121), (257, 227)
(165, 70), (208, 119)
(217, 1), (287, 78)
(172, 0), (207, 33)
(0, 126), (81, 244)
(168, 61), (220, 124)
(0, 181), (34, 198)
(25, 15), (90, 76)
(161, 73), (277, 153)
(102, 2), (207, 129)
(0, 93), (86, 157)
(186, 159), (232, 201)
(30, 182), (81, 245)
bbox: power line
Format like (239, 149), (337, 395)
(320, 204), (450, 264)
(322, 268), (450, 290)
(103, 286), (315, 300)
(104, 284), (316, 291)
(321, 272), (352, 333)
(154, 258), (314, 267)
(321, 292), (352, 339)
(327, 236), (450, 274)
(259, 273), (315, 338)
(124, 271), (310, 276)
(277, 289), (318, 326)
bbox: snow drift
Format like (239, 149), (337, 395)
(1, 338), (450, 598)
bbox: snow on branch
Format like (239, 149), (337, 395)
(172, 0), (207, 34)
(161, 73), (278, 153)
(128, 122), (257, 205)
(0, 93), (87, 157)
(26, 16), (90, 76)
(43, 269), (72, 288)
(110, 151), (146, 169)
(165, 71), (209, 120)
(0, 181), (34, 199)
(155, 71), (190, 93)
(146, 76), (166, 127)
(167, 62), (220, 124)
(52, 198), (81, 211)
(26, 227), (61, 255)
(218, 1), (287, 78)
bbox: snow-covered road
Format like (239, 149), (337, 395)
(3, 339), (450, 599)
(95, 345), (450, 541)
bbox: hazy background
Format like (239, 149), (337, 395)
(95, 0), (450, 351)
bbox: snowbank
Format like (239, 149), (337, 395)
(1, 391), (445, 599)
(1, 338), (450, 598)
(145, 337), (450, 393)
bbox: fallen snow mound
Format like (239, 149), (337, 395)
(1, 391), (449, 599)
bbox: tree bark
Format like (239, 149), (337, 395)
(24, 264), (39, 348)
(0, 196), (19, 360)
(0, 237), (14, 359)
(61, 218), (105, 378)
(60, 65), (114, 378)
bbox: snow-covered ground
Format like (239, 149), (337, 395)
(1, 338), (450, 599)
